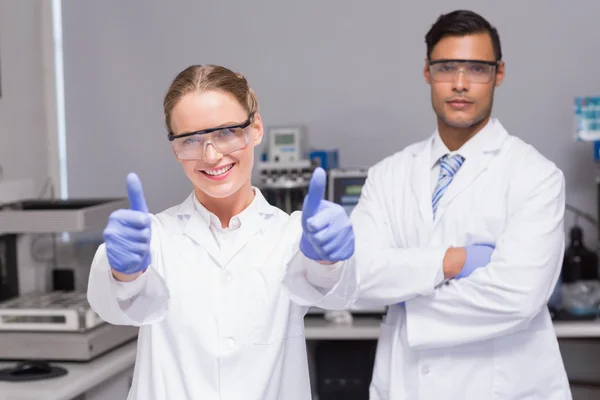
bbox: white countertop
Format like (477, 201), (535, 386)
(305, 317), (600, 340)
(0, 340), (137, 400)
(2, 318), (600, 400)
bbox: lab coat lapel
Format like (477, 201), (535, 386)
(433, 152), (488, 223)
(434, 121), (509, 223)
(176, 193), (222, 264)
(223, 217), (265, 267)
(409, 138), (434, 225)
(182, 213), (222, 264)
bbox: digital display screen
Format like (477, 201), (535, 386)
(332, 177), (366, 216)
(344, 185), (363, 195)
(275, 133), (295, 145)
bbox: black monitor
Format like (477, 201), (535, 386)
(327, 169), (368, 216)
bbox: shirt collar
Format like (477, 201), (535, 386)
(430, 118), (498, 168)
(177, 187), (274, 229)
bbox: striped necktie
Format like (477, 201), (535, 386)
(431, 154), (465, 218)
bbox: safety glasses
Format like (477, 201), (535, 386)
(168, 113), (255, 160)
(428, 59), (500, 83)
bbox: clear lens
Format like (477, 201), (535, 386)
(430, 61), (495, 83)
(172, 127), (249, 160)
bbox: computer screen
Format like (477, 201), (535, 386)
(330, 173), (367, 216)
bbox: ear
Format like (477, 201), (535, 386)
(495, 61), (505, 87)
(251, 112), (264, 146)
(423, 58), (432, 84)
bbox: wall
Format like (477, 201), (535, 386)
(0, 0), (54, 294)
(0, 0), (48, 187)
(59, 0), (600, 244)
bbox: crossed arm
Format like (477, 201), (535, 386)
(349, 158), (565, 350)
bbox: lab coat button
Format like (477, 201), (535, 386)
(222, 271), (233, 283)
(225, 337), (235, 349)
(421, 365), (430, 375)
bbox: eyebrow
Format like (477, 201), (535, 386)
(213, 121), (239, 128)
(174, 119), (247, 137)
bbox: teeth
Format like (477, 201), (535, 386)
(204, 164), (233, 176)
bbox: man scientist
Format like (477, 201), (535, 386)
(338, 9), (571, 400)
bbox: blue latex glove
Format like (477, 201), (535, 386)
(300, 167), (355, 262)
(103, 173), (152, 275)
(456, 243), (495, 279)
(398, 243), (495, 307)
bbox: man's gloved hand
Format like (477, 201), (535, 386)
(300, 167), (355, 262)
(103, 173), (152, 275)
(456, 243), (495, 279)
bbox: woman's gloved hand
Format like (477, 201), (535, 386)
(300, 168), (355, 262)
(103, 173), (152, 275)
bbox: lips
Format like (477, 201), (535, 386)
(200, 163), (235, 176)
(448, 99), (473, 105)
(447, 99), (473, 110)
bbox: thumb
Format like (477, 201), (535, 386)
(126, 172), (148, 213)
(302, 167), (326, 222)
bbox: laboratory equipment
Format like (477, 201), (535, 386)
(327, 168), (368, 215)
(0, 235), (18, 302)
(575, 96), (600, 141)
(0, 197), (128, 301)
(309, 150), (339, 171)
(257, 160), (313, 214)
(0, 198), (128, 234)
(0, 291), (138, 361)
(551, 203), (600, 320)
(0, 195), (137, 361)
(0, 360), (68, 382)
(560, 225), (600, 318)
(266, 126), (308, 163)
(258, 125), (311, 213)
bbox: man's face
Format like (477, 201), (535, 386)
(424, 33), (505, 130)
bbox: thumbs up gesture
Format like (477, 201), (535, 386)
(300, 168), (355, 262)
(103, 173), (152, 275)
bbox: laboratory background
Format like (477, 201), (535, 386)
(1, 0), (600, 399)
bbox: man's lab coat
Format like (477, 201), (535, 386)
(348, 119), (571, 400)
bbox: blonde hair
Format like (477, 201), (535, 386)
(163, 64), (259, 133)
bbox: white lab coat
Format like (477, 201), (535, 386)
(349, 119), (571, 400)
(87, 189), (357, 400)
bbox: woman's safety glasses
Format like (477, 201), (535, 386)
(168, 113), (254, 160)
(428, 59), (499, 84)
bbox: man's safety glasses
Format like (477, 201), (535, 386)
(428, 59), (500, 84)
(168, 113), (255, 160)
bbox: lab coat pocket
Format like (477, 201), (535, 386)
(462, 213), (506, 246)
(253, 305), (305, 345)
(250, 269), (304, 345)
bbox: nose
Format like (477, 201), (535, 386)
(203, 142), (223, 164)
(452, 68), (470, 92)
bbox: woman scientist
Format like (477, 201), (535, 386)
(86, 65), (356, 400)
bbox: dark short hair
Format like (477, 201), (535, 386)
(425, 10), (502, 61)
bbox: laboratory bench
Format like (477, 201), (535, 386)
(3, 317), (600, 400)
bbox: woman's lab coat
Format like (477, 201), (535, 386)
(350, 119), (571, 400)
(87, 189), (357, 400)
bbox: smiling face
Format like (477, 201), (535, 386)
(169, 90), (263, 203)
(424, 32), (505, 132)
